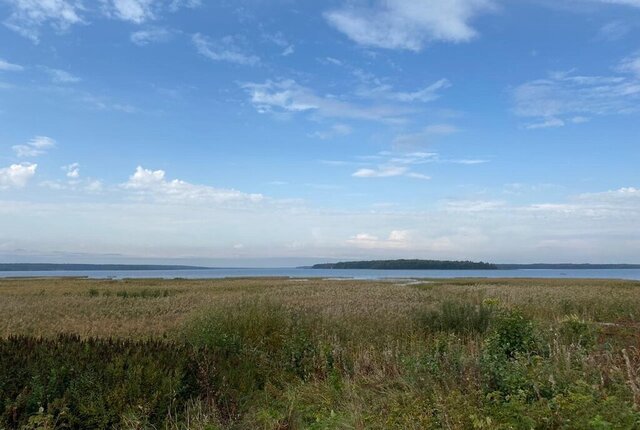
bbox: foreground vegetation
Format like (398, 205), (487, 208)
(1, 277), (640, 429)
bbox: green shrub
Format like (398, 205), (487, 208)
(558, 314), (597, 349)
(182, 302), (327, 420)
(416, 300), (495, 334)
(485, 308), (538, 360)
(0, 335), (205, 429)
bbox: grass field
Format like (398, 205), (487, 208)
(2, 277), (640, 429)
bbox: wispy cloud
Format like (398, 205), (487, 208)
(0, 59), (24, 71)
(2, 0), (82, 42)
(351, 152), (437, 180)
(131, 27), (172, 46)
(12, 136), (56, 158)
(0, 163), (37, 189)
(242, 79), (411, 123)
(393, 124), (459, 149)
(192, 33), (260, 66)
(42, 67), (81, 84)
(101, 0), (155, 24)
(325, 0), (496, 51)
(617, 51), (640, 77)
(3, 0), (200, 41)
(309, 124), (352, 140)
(357, 78), (451, 103)
(513, 66), (640, 128)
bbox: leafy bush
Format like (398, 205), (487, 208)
(0, 335), (204, 429)
(484, 308), (538, 360)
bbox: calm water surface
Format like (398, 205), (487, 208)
(1, 268), (640, 280)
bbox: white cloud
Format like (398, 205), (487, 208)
(358, 78), (451, 102)
(0, 163), (37, 189)
(63, 162), (80, 178)
(353, 166), (408, 178)
(243, 79), (410, 123)
(2, 182), (640, 262)
(42, 67), (80, 84)
(2, 0), (200, 40)
(325, 0), (496, 51)
(309, 123), (352, 139)
(12, 136), (56, 157)
(122, 166), (264, 204)
(347, 230), (411, 249)
(192, 33), (259, 66)
(525, 117), (565, 129)
(596, 20), (631, 41)
(513, 68), (640, 127)
(343, 150), (484, 180)
(167, 0), (200, 10)
(131, 27), (171, 45)
(0, 59), (24, 71)
(2, 0), (82, 42)
(102, 0), (155, 23)
(281, 45), (294, 56)
(617, 52), (640, 77)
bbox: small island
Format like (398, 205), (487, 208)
(311, 259), (498, 270)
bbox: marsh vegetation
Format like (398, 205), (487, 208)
(1, 277), (640, 429)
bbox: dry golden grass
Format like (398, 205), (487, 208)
(3, 276), (640, 428)
(2, 276), (639, 339)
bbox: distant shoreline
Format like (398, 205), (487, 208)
(0, 264), (212, 272)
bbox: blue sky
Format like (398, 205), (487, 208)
(1, 0), (639, 265)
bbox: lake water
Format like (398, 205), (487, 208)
(1, 268), (640, 280)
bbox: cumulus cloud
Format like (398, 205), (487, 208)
(325, 0), (496, 51)
(0, 59), (24, 71)
(192, 33), (260, 66)
(122, 166), (264, 204)
(2, 0), (82, 42)
(0, 163), (37, 189)
(12, 136), (56, 157)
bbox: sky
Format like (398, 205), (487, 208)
(0, 0), (639, 266)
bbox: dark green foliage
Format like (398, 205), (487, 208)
(183, 302), (327, 419)
(416, 300), (495, 334)
(312, 259), (498, 270)
(558, 315), (597, 349)
(485, 308), (539, 359)
(0, 335), (201, 429)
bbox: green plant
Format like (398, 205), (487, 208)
(558, 314), (597, 349)
(416, 300), (494, 334)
